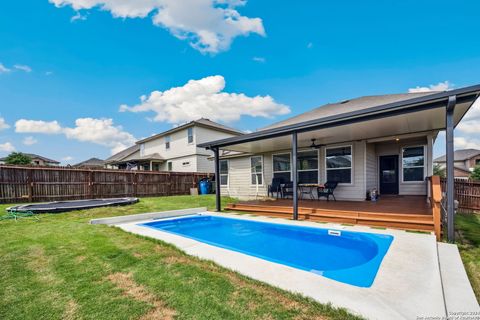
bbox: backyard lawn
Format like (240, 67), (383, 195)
(455, 213), (480, 302)
(0, 195), (361, 320)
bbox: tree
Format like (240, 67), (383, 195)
(3, 152), (32, 165)
(471, 166), (480, 181)
(433, 164), (446, 178)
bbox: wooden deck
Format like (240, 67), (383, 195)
(225, 196), (435, 232)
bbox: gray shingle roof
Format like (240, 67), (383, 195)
(434, 149), (480, 162)
(73, 157), (105, 167)
(105, 144), (140, 163)
(260, 92), (439, 131)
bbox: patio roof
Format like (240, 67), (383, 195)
(198, 84), (480, 153)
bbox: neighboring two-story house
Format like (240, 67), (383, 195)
(105, 118), (243, 172)
(434, 149), (480, 178)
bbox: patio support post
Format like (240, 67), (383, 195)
(292, 132), (298, 220)
(446, 95), (456, 242)
(213, 147), (221, 212)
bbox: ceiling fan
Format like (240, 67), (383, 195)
(309, 139), (324, 149)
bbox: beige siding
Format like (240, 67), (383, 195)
(222, 141), (366, 201)
(365, 143), (377, 192)
(196, 155), (214, 173)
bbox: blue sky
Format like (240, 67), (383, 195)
(1, 0), (479, 163)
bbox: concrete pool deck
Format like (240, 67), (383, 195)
(91, 208), (479, 320)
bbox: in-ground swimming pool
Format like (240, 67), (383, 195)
(141, 215), (393, 287)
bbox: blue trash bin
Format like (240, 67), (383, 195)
(199, 178), (211, 195)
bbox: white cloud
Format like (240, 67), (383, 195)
(0, 117), (10, 131)
(120, 75), (290, 124)
(0, 142), (15, 153)
(15, 119), (63, 134)
(63, 118), (136, 154)
(62, 156), (74, 161)
(22, 136), (38, 146)
(15, 118), (135, 154)
(13, 64), (32, 73)
(0, 63), (11, 74)
(49, 0), (265, 54)
(252, 56), (265, 63)
(408, 81), (453, 93)
(71, 11), (87, 22)
(454, 137), (480, 150)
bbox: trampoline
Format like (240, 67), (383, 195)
(6, 197), (139, 214)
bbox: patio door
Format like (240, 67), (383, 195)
(379, 155), (399, 195)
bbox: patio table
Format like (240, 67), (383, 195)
(298, 184), (324, 200)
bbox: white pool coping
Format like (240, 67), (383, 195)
(94, 209), (479, 320)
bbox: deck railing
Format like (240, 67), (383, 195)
(428, 175), (442, 241)
(0, 165), (213, 203)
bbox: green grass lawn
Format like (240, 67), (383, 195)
(0, 196), (361, 320)
(455, 213), (480, 302)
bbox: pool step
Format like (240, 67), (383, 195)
(225, 203), (434, 232)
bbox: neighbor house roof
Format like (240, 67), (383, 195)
(0, 153), (60, 164)
(198, 84), (480, 151)
(434, 149), (480, 163)
(73, 157), (105, 168)
(261, 92), (438, 130)
(105, 144), (140, 164)
(136, 118), (243, 144)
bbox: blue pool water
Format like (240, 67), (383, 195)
(141, 215), (393, 287)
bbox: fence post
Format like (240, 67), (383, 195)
(133, 172), (137, 197)
(27, 168), (33, 202)
(88, 170), (93, 199)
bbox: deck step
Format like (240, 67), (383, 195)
(225, 203), (435, 232)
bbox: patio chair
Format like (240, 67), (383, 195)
(281, 181), (294, 199)
(268, 177), (284, 199)
(317, 181), (338, 201)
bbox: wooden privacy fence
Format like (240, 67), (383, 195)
(440, 178), (480, 212)
(0, 165), (213, 204)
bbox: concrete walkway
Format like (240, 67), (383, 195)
(92, 209), (479, 319)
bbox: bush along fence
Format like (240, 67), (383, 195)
(0, 165), (213, 204)
(440, 178), (480, 213)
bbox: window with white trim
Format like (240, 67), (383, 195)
(402, 146), (425, 182)
(297, 150), (318, 184)
(272, 153), (291, 182)
(326, 146), (352, 184)
(165, 135), (171, 149)
(167, 161), (173, 171)
(220, 160), (229, 186)
(187, 127), (194, 144)
(251, 156), (263, 185)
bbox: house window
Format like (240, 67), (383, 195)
(476, 159), (480, 166)
(273, 153), (291, 182)
(220, 160), (229, 186)
(167, 161), (172, 171)
(165, 136), (171, 149)
(182, 161), (190, 166)
(298, 150), (318, 184)
(251, 156), (263, 185)
(402, 146), (425, 182)
(326, 146), (352, 184)
(187, 127), (194, 144)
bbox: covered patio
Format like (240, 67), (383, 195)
(199, 85), (480, 241)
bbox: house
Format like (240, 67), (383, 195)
(0, 153), (60, 166)
(72, 157), (105, 169)
(199, 84), (480, 241)
(434, 149), (480, 178)
(105, 118), (243, 172)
